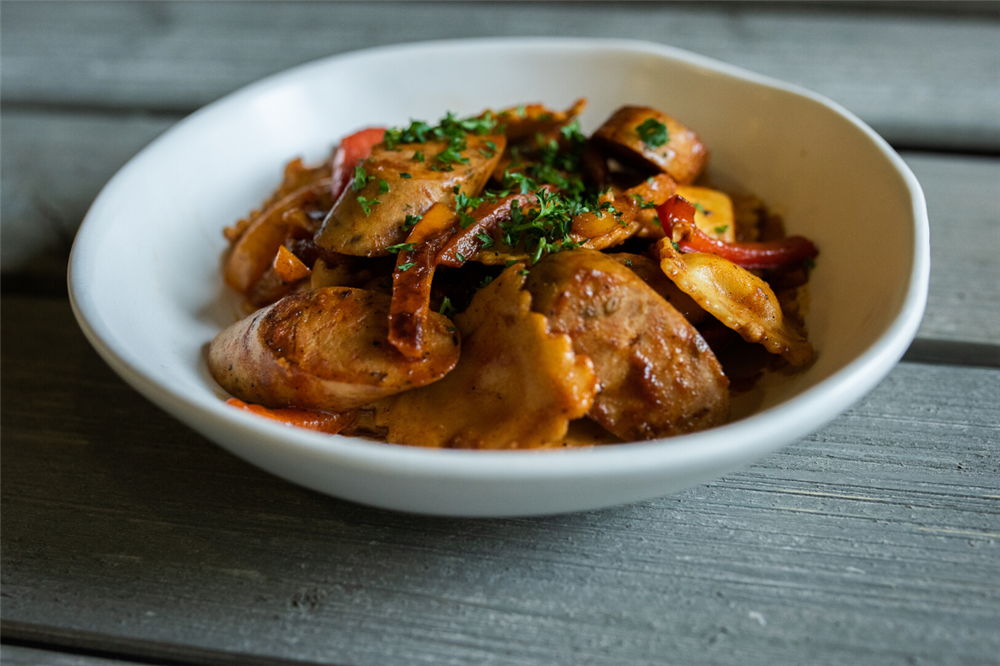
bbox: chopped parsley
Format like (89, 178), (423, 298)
(693, 202), (708, 215)
(435, 143), (469, 166)
(636, 118), (668, 149)
(475, 229), (494, 249)
(385, 242), (416, 254)
(438, 296), (457, 317)
(352, 166), (368, 191)
(378, 179), (390, 194)
(400, 172), (412, 179)
(495, 187), (602, 265)
(372, 111), (637, 269)
(630, 193), (659, 210)
(714, 225), (729, 234)
(453, 185), (487, 229)
(356, 195), (381, 215)
(484, 135), (621, 264)
(382, 111), (499, 172)
(397, 261), (416, 272)
(479, 140), (499, 158)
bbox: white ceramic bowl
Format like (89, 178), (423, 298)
(69, 38), (929, 517)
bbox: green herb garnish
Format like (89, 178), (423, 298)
(352, 166), (368, 191)
(438, 296), (457, 317)
(386, 242), (415, 254)
(636, 118), (668, 149)
(356, 195), (381, 215)
(476, 229), (494, 249)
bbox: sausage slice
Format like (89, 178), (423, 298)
(209, 287), (460, 412)
(525, 249), (729, 440)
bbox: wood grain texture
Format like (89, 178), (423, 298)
(2, 2), (998, 151)
(3, 110), (997, 347)
(906, 153), (1000, 346)
(3, 295), (998, 666)
(0, 110), (175, 277)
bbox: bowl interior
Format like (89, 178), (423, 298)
(70, 39), (926, 516)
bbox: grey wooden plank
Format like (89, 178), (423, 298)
(2, 295), (998, 666)
(3, 110), (997, 347)
(2, 2), (998, 152)
(905, 153), (1000, 346)
(0, 110), (176, 279)
(0, 644), (146, 666)
(700, 0), (1000, 10)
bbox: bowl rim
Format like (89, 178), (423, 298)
(68, 36), (930, 484)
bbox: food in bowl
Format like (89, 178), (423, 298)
(208, 99), (818, 449)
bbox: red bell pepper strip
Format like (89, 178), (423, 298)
(226, 398), (356, 435)
(330, 127), (386, 202)
(657, 195), (818, 270)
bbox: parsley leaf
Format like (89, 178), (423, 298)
(385, 242), (415, 254)
(438, 296), (457, 317)
(435, 142), (470, 166)
(356, 195), (381, 215)
(397, 261), (416, 272)
(352, 166), (368, 191)
(636, 118), (669, 149)
(476, 229), (494, 249)
(630, 193), (659, 210)
(402, 214), (422, 231)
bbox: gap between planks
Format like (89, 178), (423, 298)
(1, 621), (336, 666)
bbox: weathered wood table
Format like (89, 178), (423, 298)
(2, 3), (998, 664)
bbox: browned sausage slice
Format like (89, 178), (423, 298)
(592, 106), (708, 185)
(525, 249), (729, 440)
(314, 134), (505, 257)
(208, 287), (460, 412)
(607, 253), (709, 326)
